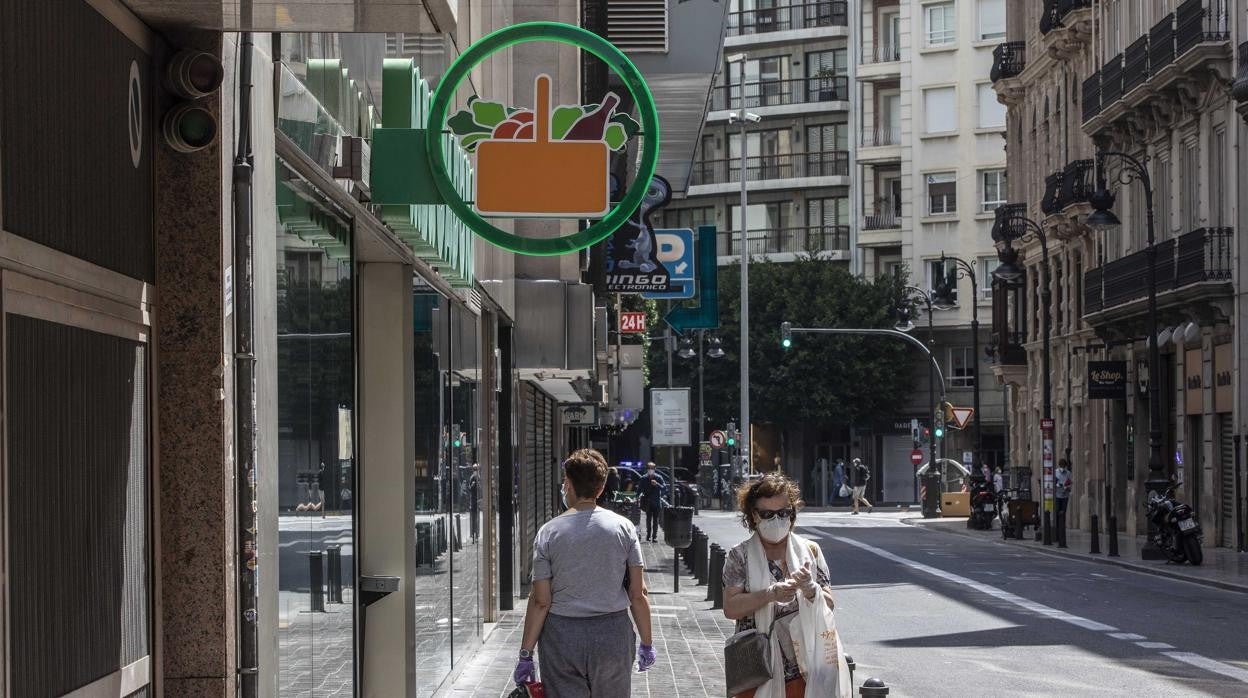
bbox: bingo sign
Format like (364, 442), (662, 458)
(432, 22), (660, 256)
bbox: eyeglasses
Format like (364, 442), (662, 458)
(754, 507), (795, 521)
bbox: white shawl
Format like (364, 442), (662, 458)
(746, 531), (852, 698)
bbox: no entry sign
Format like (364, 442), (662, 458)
(910, 449), (924, 466)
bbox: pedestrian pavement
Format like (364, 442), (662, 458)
(441, 524), (743, 698)
(909, 515), (1248, 594)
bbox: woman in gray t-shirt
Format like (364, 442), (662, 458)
(512, 449), (657, 697)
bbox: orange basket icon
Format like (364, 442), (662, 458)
(475, 75), (611, 218)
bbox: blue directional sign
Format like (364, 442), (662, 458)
(641, 228), (696, 300)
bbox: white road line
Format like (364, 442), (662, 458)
(832, 536), (1118, 633)
(832, 535), (1248, 685)
(1135, 641), (1175, 649)
(1162, 652), (1248, 683)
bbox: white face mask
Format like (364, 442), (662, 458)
(756, 517), (791, 543)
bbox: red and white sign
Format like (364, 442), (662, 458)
(709, 430), (727, 449)
(950, 407), (975, 430)
(910, 449), (925, 466)
(620, 312), (647, 334)
(1041, 417), (1055, 509)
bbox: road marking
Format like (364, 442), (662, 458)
(1162, 653), (1248, 683)
(832, 535), (1248, 685)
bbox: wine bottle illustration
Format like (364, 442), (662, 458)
(564, 93), (620, 141)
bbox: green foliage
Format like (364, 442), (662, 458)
(652, 256), (915, 429)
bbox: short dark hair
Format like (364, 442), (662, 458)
(736, 473), (804, 532)
(564, 449), (609, 499)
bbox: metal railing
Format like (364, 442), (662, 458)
(1101, 52), (1124, 106)
(1057, 160), (1095, 210)
(727, 0), (848, 36)
(863, 209), (901, 230)
(1150, 13), (1177, 72)
(1123, 35), (1150, 94)
(717, 225), (851, 256)
(689, 151), (849, 186)
(1176, 0), (1230, 56)
(1082, 71), (1101, 122)
(710, 76), (849, 111)
(861, 126), (901, 147)
(1042, 0), (1092, 34)
(989, 330), (1028, 366)
(1235, 41), (1248, 103)
(991, 42), (1026, 82)
(861, 42), (902, 65)
(1083, 227), (1233, 315)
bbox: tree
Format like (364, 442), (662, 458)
(653, 255), (915, 431)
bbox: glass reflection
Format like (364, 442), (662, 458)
(450, 302), (482, 656)
(275, 170), (355, 696)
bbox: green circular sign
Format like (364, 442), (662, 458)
(426, 21), (660, 256)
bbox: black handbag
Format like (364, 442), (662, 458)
(724, 617), (778, 697)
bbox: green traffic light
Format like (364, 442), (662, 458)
(454, 439), (462, 447)
(934, 428), (944, 439)
(781, 338), (792, 349)
(727, 438), (736, 446)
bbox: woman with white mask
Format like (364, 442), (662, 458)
(722, 473), (851, 698)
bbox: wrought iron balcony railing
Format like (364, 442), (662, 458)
(861, 126), (901, 148)
(690, 151), (850, 186)
(1082, 71), (1101, 122)
(727, 0), (848, 36)
(718, 225), (851, 256)
(1083, 227), (1233, 315)
(1150, 13), (1177, 72)
(863, 209), (901, 230)
(862, 42), (902, 65)
(1233, 41), (1248, 105)
(711, 76), (850, 111)
(1041, 0), (1092, 35)
(1057, 160), (1095, 210)
(1101, 53), (1125, 106)
(1040, 171), (1063, 215)
(991, 42), (1026, 82)
(1176, 0), (1230, 57)
(1123, 35), (1150, 94)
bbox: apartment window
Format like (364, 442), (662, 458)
(1154, 154), (1171, 237)
(978, 0), (1006, 40)
(977, 83), (1006, 128)
(806, 123), (848, 153)
(928, 258), (958, 303)
(1211, 128), (1226, 226)
(730, 202), (789, 232)
(730, 55), (789, 108)
(664, 206), (715, 230)
(949, 347), (976, 388)
(806, 49), (848, 76)
(981, 169), (1006, 212)
(979, 257), (1000, 299)
(924, 87), (957, 133)
(807, 197), (849, 228)
(925, 2), (957, 46)
(927, 172), (957, 215)
(729, 129), (792, 179)
(1181, 138), (1199, 233)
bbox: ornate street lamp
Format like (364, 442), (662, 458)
(1087, 150), (1168, 560)
(935, 254), (983, 477)
(897, 286), (939, 505)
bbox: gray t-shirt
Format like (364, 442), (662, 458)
(531, 507), (644, 618)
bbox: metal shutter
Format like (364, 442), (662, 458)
(607, 0), (669, 53)
(1219, 414), (1235, 548)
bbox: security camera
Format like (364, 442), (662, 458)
(728, 112), (762, 125)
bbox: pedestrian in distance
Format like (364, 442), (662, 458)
(316, 461), (330, 518)
(468, 464), (481, 544)
(599, 466), (620, 509)
(1055, 459), (1073, 517)
(640, 462), (665, 542)
(993, 467), (1005, 494)
(722, 473), (852, 697)
(513, 449), (656, 696)
(849, 458), (872, 514)
(832, 459), (846, 503)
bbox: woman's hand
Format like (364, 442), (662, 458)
(513, 656), (536, 685)
(792, 561), (820, 600)
(768, 580), (798, 604)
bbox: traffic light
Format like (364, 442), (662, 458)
(452, 422), (462, 448)
(726, 421), (737, 447)
(934, 409), (945, 440)
(780, 322), (792, 349)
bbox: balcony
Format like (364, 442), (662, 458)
(1233, 41), (1248, 119)
(1040, 0), (1092, 34)
(688, 151), (849, 190)
(1083, 227), (1233, 318)
(727, 1), (848, 38)
(991, 42), (1026, 82)
(860, 126), (901, 149)
(861, 42), (902, 65)
(862, 210), (901, 231)
(709, 76), (849, 112)
(1084, 2), (1231, 133)
(717, 225), (850, 257)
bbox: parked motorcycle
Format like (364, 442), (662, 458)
(967, 476), (995, 530)
(1146, 486), (1203, 566)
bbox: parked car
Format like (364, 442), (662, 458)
(617, 464), (699, 511)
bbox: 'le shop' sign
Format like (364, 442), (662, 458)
(1087, 361), (1127, 399)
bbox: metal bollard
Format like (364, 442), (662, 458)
(307, 549), (325, 612)
(326, 545), (343, 604)
(859, 677), (889, 697)
(845, 655), (855, 687)
(1043, 511), (1052, 545)
(454, 514), (463, 553)
(711, 546), (726, 610)
(1090, 514), (1101, 555)
(706, 544), (721, 602)
(436, 518), (446, 554)
(1057, 510), (1067, 548)
(1107, 516), (1120, 557)
(696, 535), (709, 585)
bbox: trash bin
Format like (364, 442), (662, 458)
(921, 472), (942, 519)
(663, 506), (694, 549)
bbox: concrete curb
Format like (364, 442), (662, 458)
(903, 516), (1248, 596)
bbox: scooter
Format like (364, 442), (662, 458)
(967, 476), (995, 530)
(1146, 485), (1203, 566)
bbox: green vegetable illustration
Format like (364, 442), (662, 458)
(446, 90), (637, 152)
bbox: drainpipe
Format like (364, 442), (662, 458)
(848, 0), (861, 275)
(233, 31), (260, 698)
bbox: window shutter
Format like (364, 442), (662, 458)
(608, 0), (669, 53)
(925, 87), (956, 132)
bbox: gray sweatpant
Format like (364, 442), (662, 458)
(539, 611), (635, 698)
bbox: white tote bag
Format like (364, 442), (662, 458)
(795, 587), (853, 697)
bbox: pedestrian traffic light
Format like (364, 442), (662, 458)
(780, 322), (792, 349)
(934, 410), (945, 439)
(726, 421), (737, 447)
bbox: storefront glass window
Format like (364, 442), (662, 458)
(275, 166), (356, 696)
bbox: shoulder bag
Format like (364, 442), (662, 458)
(724, 616), (778, 697)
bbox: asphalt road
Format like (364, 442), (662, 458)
(694, 510), (1248, 697)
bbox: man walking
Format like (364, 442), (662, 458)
(468, 464), (481, 543)
(1054, 459), (1073, 517)
(640, 462), (665, 542)
(850, 457), (873, 514)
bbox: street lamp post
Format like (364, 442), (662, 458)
(992, 204), (1053, 545)
(1087, 151), (1168, 560)
(937, 255), (983, 474)
(897, 286), (938, 502)
(727, 51), (759, 477)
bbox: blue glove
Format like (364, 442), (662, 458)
(637, 644), (657, 672)
(513, 657), (535, 685)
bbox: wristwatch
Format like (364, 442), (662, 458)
(519, 648), (534, 660)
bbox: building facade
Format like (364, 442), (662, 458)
(993, 0), (1247, 551)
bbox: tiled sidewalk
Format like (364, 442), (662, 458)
(443, 539), (737, 697)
